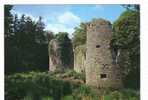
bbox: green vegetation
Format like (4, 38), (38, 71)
(112, 6), (140, 89)
(5, 71), (80, 100)
(72, 23), (87, 48)
(5, 71), (139, 100)
(5, 5), (52, 74)
(55, 32), (74, 68)
(5, 5), (140, 100)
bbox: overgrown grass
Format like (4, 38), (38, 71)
(5, 71), (84, 100)
(5, 71), (139, 100)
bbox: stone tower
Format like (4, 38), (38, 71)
(86, 19), (122, 88)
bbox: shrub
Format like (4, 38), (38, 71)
(5, 71), (139, 100)
(109, 91), (123, 100)
(23, 95), (33, 100)
(41, 96), (53, 100)
(104, 89), (140, 100)
(62, 95), (74, 100)
(5, 71), (80, 100)
(64, 70), (85, 81)
(72, 84), (99, 100)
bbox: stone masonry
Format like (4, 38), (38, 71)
(74, 45), (86, 73)
(48, 39), (62, 71)
(85, 19), (122, 88)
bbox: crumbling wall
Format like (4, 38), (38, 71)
(48, 39), (63, 71)
(48, 38), (74, 71)
(74, 45), (86, 73)
(86, 19), (122, 88)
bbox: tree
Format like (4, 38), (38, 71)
(122, 4), (140, 12)
(34, 17), (49, 71)
(4, 5), (13, 37)
(45, 31), (54, 42)
(4, 5), (16, 74)
(5, 7), (50, 74)
(35, 16), (46, 44)
(55, 32), (74, 68)
(112, 8), (140, 89)
(72, 23), (87, 48)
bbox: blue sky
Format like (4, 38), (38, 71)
(11, 5), (126, 37)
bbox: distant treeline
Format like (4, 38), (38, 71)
(5, 5), (52, 74)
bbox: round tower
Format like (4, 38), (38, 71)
(86, 19), (122, 88)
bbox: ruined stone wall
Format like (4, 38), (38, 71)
(86, 19), (122, 88)
(48, 39), (74, 71)
(74, 45), (86, 73)
(48, 39), (63, 71)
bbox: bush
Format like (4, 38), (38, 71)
(109, 91), (123, 100)
(64, 70), (85, 80)
(72, 84), (99, 100)
(62, 95), (74, 100)
(5, 71), (80, 100)
(104, 89), (140, 100)
(5, 71), (139, 100)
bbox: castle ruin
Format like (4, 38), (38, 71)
(49, 37), (74, 71)
(48, 39), (62, 71)
(74, 45), (86, 73)
(85, 19), (122, 88)
(49, 18), (122, 89)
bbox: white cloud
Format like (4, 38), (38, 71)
(45, 11), (81, 38)
(45, 23), (74, 38)
(11, 10), (81, 38)
(57, 11), (81, 27)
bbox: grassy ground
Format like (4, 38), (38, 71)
(5, 71), (140, 100)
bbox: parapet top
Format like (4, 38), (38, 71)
(87, 18), (112, 28)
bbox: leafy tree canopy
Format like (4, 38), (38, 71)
(112, 8), (140, 89)
(55, 32), (73, 68)
(4, 5), (13, 37)
(5, 5), (50, 74)
(72, 23), (87, 48)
